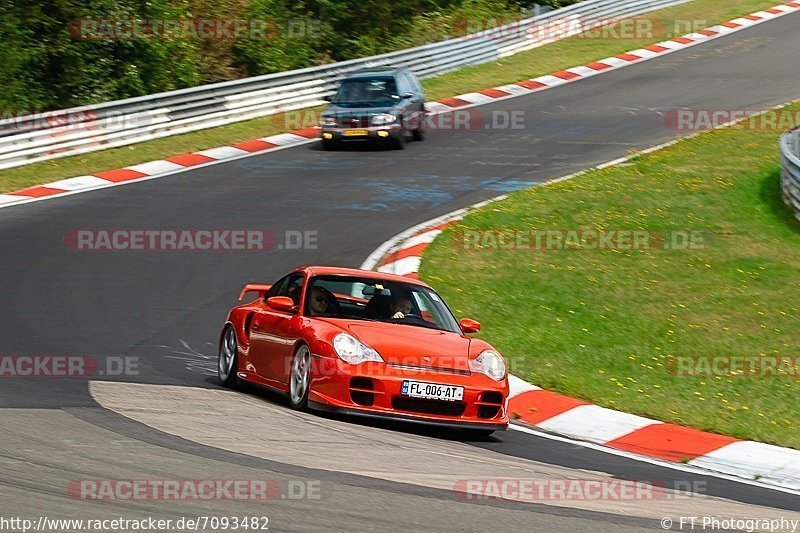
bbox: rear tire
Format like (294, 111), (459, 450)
(289, 344), (312, 411)
(218, 327), (239, 388)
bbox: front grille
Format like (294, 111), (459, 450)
(349, 377), (375, 406)
(341, 115), (369, 128)
(392, 397), (466, 417)
(477, 391), (504, 419)
(387, 362), (471, 375)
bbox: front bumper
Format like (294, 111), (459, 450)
(308, 356), (509, 430)
(321, 124), (403, 142)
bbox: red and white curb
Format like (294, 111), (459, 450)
(360, 184), (800, 495)
(2, 2), (799, 210)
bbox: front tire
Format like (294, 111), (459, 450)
(218, 327), (239, 388)
(289, 344), (312, 411)
(322, 138), (338, 150)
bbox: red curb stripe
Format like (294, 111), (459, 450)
(671, 37), (694, 44)
(616, 53), (642, 62)
(479, 88), (511, 98)
(166, 153), (216, 167)
(293, 127), (321, 139)
(516, 80), (548, 90)
(92, 169), (148, 183)
(787, 2), (800, 7)
(379, 243), (428, 267)
(697, 29), (718, 36)
(8, 186), (65, 198)
(645, 44), (669, 53)
(743, 14), (762, 20)
(722, 21), (742, 28)
(606, 424), (739, 462)
(586, 61), (613, 71)
(404, 272), (420, 280)
(438, 97), (472, 108)
(765, 7), (783, 13)
(508, 390), (590, 425)
(552, 70), (581, 80)
(233, 140), (277, 153)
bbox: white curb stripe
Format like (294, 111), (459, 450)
(536, 404), (662, 444)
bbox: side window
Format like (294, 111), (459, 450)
(277, 273), (305, 306)
(396, 73), (411, 96)
(265, 273), (305, 306)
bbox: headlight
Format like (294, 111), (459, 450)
(321, 116), (338, 127)
(469, 350), (507, 381)
(371, 113), (396, 125)
(333, 333), (384, 365)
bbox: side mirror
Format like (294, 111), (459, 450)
(322, 95), (332, 102)
(459, 318), (481, 334)
(267, 296), (296, 313)
(402, 92), (414, 99)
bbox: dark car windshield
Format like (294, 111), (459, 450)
(333, 77), (398, 107)
(305, 275), (461, 333)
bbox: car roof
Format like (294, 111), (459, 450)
(297, 266), (430, 287)
(346, 66), (407, 78)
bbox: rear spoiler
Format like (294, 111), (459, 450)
(239, 284), (272, 301)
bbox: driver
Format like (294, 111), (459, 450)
(310, 286), (337, 315)
(390, 296), (414, 319)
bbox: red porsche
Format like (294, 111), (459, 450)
(218, 266), (509, 436)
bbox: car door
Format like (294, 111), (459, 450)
(401, 71), (424, 131)
(249, 272), (305, 387)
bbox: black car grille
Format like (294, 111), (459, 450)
(392, 397), (466, 417)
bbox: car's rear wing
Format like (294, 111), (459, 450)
(239, 284), (271, 301)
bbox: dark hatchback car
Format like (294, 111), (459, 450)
(319, 67), (426, 150)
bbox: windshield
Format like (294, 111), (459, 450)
(333, 77), (398, 107)
(305, 275), (461, 333)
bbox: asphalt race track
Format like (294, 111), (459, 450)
(1, 11), (800, 532)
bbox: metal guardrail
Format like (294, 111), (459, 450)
(780, 127), (800, 221)
(0, 0), (689, 170)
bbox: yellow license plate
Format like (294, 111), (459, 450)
(343, 129), (369, 136)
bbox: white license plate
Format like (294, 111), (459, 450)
(401, 380), (464, 401)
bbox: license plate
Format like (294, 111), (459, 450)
(401, 380), (464, 401)
(343, 129), (369, 136)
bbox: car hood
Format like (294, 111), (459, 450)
(318, 318), (471, 371)
(322, 104), (397, 117)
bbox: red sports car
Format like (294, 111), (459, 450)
(218, 266), (509, 436)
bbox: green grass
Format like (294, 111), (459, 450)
(421, 102), (800, 449)
(0, 0), (783, 193)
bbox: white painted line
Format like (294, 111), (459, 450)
(377, 256), (421, 276)
(455, 92), (496, 104)
(536, 404), (661, 444)
(126, 160), (185, 176)
(531, 75), (566, 86)
(397, 229), (443, 250)
(0, 194), (30, 204)
(195, 146), (250, 160)
(46, 175), (113, 191)
(688, 441), (800, 491)
(260, 133), (309, 146)
(510, 423), (800, 495)
(493, 84), (534, 96)
(508, 374), (541, 398)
